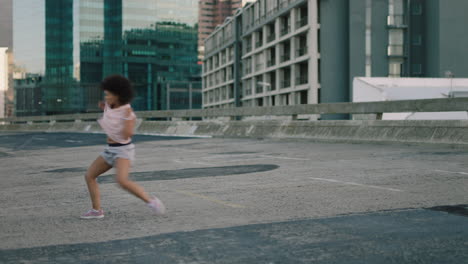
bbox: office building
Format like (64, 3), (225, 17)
(0, 0), (14, 117)
(0, 0), (13, 48)
(198, 0), (256, 61)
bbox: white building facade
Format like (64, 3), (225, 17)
(0, 48), (9, 118)
(203, 0), (318, 117)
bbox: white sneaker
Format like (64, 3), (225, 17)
(80, 209), (104, 219)
(147, 196), (166, 215)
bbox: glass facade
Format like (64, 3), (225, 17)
(12, 0), (201, 116)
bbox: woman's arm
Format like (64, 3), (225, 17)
(123, 108), (135, 139)
(98, 101), (105, 111)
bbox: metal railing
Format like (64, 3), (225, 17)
(255, 41), (263, 48)
(387, 15), (407, 28)
(296, 17), (308, 29)
(256, 84), (264, 93)
(281, 80), (291, 88)
(267, 59), (275, 67)
(388, 44), (405, 57)
(296, 76), (308, 85)
(255, 63), (264, 71)
(281, 54), (291, 62)
(296, 47), (307, 57)
(267, 34), (275, 43)
(280, 27), (290, 36)
(1, 98), (467, 122)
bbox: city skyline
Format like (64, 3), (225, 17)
(10, 0), (201, 116)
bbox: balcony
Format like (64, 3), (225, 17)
(267, 34), (275, 43)
(280, 26), (290, 37)
(267, 59), (275, 67)
(246, 44), (252, 53)
(281, 80), (291, 89)
(279, 1), (290, 8)
(296, 17), (308, 29)
(256, 41), (263, 49)
(387, 44), (405, 57)
(296, 76), (308, 85)
(255, 63), (264, 71)
(256, 84), (264, 94)
(296, 47), (308, 57)
(387, 15), (408, 29)
(269, 82), (276, 91)
(280, 54), (291, 63)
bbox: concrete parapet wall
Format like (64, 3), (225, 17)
(1, 119), (467, 146)
(2, 98), (467, 123)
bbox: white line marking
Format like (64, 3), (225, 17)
(309, 177), (404, 192)
(173, 159), (213, 166)
(201, 153), (309, 161)
(174, 190), (246, 208)
(259, 155), (309, 161)
(435, 169), (468, 176)
(65, 140), (82, 143)
(140, 132), (212, 138)
(220, 158), (269, 163)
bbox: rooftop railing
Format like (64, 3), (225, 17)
(1, 98), (467, 123)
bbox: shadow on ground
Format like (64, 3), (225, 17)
(0, 132), (195, 151)
(0, 208), (466, 264)
(96, 164), (280, 183)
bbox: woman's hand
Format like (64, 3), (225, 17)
(98, 101), (105, 111)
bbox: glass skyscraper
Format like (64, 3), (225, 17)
(12, 0), (200, 115)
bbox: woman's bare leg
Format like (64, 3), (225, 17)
(115, 158), (151, 203)
(85, 156), (112, 210)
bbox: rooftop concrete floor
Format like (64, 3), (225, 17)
(0, 132), (467, 263)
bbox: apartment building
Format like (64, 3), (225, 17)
(203, 14), (239, 109)
(198, 0), (243, 61)
(203, 0), (315, 112)
(240, 0), (314, 109)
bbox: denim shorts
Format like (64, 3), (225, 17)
(100, 143), (135, 167)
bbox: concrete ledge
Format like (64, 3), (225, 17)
(2, 98), (468, 123)
(1, 119), (467, 146)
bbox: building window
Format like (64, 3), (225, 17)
(317, 0), (321, 24)
(317, 59), (321, 84)
(389, 62), (402, 77)
(411, 3), (422, 15)
(317, 29), (321, 53)
(412, 64), (422, 74)
(412, 34), (422, 46)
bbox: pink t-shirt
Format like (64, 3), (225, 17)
(98, 103), (136, 144)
